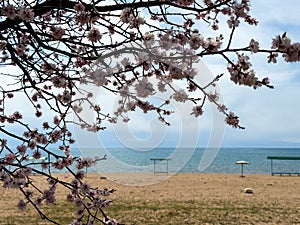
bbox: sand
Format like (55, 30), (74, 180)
(93, 172), (300, 201)
(1, 172), (300, 224)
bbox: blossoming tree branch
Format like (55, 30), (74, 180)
(0, 0), (299, 224)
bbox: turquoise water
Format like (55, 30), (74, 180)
(75, 147), (300, 174)
(3, 148), (300, 174)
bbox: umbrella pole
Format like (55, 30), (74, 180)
(241, 164), (244, 177)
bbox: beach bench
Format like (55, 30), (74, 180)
(150, 158), (171, 174)
(267, 156), (300, 176)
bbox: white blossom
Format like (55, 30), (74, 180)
(135, 77), (155, 98)
(172, 89), (188, 102)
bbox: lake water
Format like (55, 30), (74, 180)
(73, 147), (300, 174)
(4, 147), (300, 174)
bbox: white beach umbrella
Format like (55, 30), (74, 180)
(235, 160), (249, 177)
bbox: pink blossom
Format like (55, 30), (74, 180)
(17, 200), (27, 210)
(41, 63), (56, 73)
(283, 43), (300, 62)
(191, 106), (203, 117)
(267, 53), (278, 63)
(18, 8), (34, 22)
(189, 34), (204, 50)
(135, 77), (155, 98)
(66, 193), (74, 202)
(74, 197), (83, 207)
(169, 65), (184, 79)
(52, 159), (64, 170)
(50, 26), (65, 39)
(157, 81), (167, 92)
(3, 4), (16, 20)
(52, 76), (67, 88)
(90, 69), (107, 86)
(5, 153), (16, 164)
(76, 157), (96, 169)
(176, 0), (195, 6)
(74, 3), (85, 12)
(225, 112), (240, 128)
(80, 183), (90, 193)
(35, 111), (42, 118)
(129, 16), (145, 28)
(53, 116), (60, 125)
(57, 90), (72, 103)
(35, 197), (43, 206)
(208, 91), (219, 102)
(43, 187), (56, 204)
(143, 32), (155, 47)
(172, 89), (188, 102)
(13, 111), (23, 120)
(16, 44), (26, 56)
(28, 140), (37, 149)
(24, 189), (33, 198)
(49, 130), (62, 143)
(227, 16), (240, 28)
(75, 170), (85, 180)
(120, 8), (132, 23)
(76, 11), (90, 25)
(1, 139), (7, 147)
(218, 104), (228, 112)
(272, 34), (291, 51)
(249, 39), (259, 53)
(203, 37), (222, 52)
(32, 150), (42, 159)
(17, 144), (27, 156)
(86, 124), (102, 131)
(87, 28), (102, 42)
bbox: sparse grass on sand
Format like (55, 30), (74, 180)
(1, 173), (300, 225)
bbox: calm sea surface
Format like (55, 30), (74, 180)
(72, 147), (300, 174)
(4, 148), (300, 174)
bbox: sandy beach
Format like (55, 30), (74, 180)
(1, 172), (300, 224)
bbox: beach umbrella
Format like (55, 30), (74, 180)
(235, 160), (249, 177)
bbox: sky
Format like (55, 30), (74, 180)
(89, 0), (300, 149)
(214, 0), (300, 147)
(1, 1), (300, 150)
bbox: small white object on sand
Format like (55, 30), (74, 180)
(244, 188), (253, 194)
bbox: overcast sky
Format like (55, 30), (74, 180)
(2, 1), (300, 150)
(87, 0), (300, 149)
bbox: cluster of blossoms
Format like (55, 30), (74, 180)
(272, 34), (300, 62)
(172, 89), (189, 102)
(225, 112), (240, 128)
(2, 5), (34, 21)
(87, 27), (102, 42)
(65, 171), (119, 225)
(227, 53), (264, 89)
(189, 33), (223, 52)
(74, 3), (90, 26)
(173, 0), (195, 7)
(191, 106), (203, 117)
(0, 168), (31, 189)
(50, 26), (65, 39)
(76, 157), (98, 170)
(52, 156), (75, 170)
(120, 7), (144, 28)
(134, 77), (155, 98)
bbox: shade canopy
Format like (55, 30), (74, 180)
(235, 160), (249, 177)
(235, 160), (249, 164)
